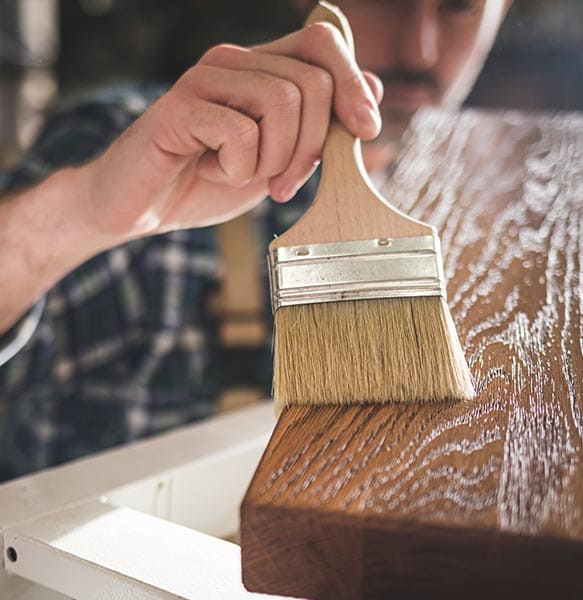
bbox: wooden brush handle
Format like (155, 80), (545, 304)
(270, 1), (433, 250)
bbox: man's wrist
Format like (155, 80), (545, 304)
(0, 164), (124, 334)
(42, 163), (126, 257)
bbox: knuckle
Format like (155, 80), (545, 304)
(172, 64), (211, 97)
(231, 117), (259, 149)
(174, 64), (199, 86)
(199, 43), (241, 65)
(267, 79), (301, 109)
(302, 67), (334, 99)
(306, 22), (342, 48)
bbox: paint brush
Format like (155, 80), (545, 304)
(269, 1), (475, 414)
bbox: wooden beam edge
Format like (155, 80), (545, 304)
(240, 499), (583, 600)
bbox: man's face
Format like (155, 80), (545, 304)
(305, 0), (509, 147)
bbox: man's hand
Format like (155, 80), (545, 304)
(0, 24), (382, 335)
(83, 23), (383, 237)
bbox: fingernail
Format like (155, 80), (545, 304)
(356, 102), (381, 136)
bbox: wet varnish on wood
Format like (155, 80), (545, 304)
(241, 110), (583, 600)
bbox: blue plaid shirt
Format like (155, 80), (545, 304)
(0, 84), (312, 481)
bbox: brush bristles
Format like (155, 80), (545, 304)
(272, 296), (475, 414)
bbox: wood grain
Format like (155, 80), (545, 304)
(241, 110), (583, 600)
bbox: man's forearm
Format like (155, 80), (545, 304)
(0, 164), (118, 334)
(0, 25), (384, 336)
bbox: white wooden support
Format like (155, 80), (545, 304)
(4, 499), (289, 599)
(0, 403), (295, 599)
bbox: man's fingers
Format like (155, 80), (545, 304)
(146, 92), (260, 186)
(194, 116), (260, 186)
(153, 65), (306, 186)
(269, 159), (320, 204)
(267, 64), (332, 201)
(146, 30), (383, 202)
(176, 64), (302, 183)
(363, 71), (384, 105)
(254, 23), (381, 141)
(198, 44), (334, 201)
(248, 76), (301, 179)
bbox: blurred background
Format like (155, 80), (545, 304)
(0, 0), (582, 165)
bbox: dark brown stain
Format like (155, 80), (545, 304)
(241, 110), (583, 599)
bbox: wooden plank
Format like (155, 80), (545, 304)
(240, 110), (583, 600)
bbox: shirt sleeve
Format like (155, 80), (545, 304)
(0, 84), (166, 369)
(0, 297), (46, 367)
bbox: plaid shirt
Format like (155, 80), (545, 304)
(0, 84), (312, 481)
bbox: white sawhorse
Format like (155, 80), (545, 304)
(0, 403), (294, 599)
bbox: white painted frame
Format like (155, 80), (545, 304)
(0, 403), (292, 599)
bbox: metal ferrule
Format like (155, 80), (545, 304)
(268, 234), (446, 313)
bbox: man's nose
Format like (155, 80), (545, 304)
(397, 3), (439, 70)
